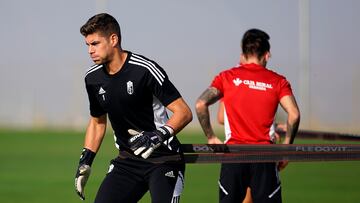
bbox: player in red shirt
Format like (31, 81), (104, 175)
(195, 28), (300, 203)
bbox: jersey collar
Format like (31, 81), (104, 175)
(240, 63), (266, 70)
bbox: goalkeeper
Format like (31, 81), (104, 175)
(74, 13), (192, 203)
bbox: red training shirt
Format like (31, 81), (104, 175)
(211, 63), (293, 144)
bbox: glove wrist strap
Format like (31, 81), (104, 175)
(156, 125), (174, 141)
(163, 125), (174, 135)
(79, 148), (96, 166)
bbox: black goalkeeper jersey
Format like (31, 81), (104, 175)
(84, 51), (183, 158)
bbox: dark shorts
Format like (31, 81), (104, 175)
(94, 156), (185, 203)
(218, 163), (281, 203)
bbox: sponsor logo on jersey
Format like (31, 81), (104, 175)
(165, 170), (176, 178)
(127, 81), (134, 95)
(98, 87), (106, 94)
(233, 78), (273, 91)
(98, 87), (106, 101)
(233, 78), (242, 86)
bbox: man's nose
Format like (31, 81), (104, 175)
(88, 45), (94, 54)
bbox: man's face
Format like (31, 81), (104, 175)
(85, 32), (112, 64)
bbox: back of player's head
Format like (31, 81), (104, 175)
(80, 13), (121, 42)
(241, 28), (270, 59)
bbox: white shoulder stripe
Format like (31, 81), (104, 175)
(129, 60), (163, 85)
(89, 63), (99, 69)
(131, 53), (165, 78)
(130, 56), (164, 83)
(86, 64), (100, 72)
(85, 64), (103, 77)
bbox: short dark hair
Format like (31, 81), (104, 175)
(80, 13), (121, 40)
(241, 28), (270, 59)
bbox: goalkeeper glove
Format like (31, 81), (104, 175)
(128, 125), (173, 159)
(74, 148), (96, 200)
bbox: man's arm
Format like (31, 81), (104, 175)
(277, 95), (300, 171)
(75, 114), (107, 200)
(83, 114), (107, 152)
(217, 101), (225, 125)
(195, 87), (223, 144)
(279, 95), (300, 144)
(165, 97), (193, 134)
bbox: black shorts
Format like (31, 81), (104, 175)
(94, 156), (185, 203)
(218, 163), (281, 203)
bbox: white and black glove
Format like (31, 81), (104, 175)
(74, 148), (96, 200)
(128, 126), (174, 159)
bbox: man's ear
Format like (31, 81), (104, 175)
(240, 53), (246, 64)
(264, 51), (271, 62)
(109, 34), (119, 47)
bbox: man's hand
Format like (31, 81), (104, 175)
(207, 136), (223, 144)
(278, 160), (289, 171)
(75, 165), (91, 200)
(128, 126), (173, 159)
(74, 148), (96, 200)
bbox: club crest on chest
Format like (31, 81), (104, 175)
(127, 81), (134, 95)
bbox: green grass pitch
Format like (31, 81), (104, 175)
(0, 129), (360, 203)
